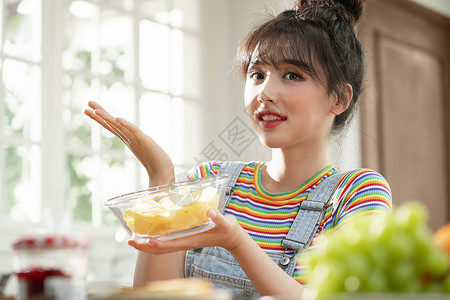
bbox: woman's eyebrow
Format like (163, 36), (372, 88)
(282, 59), (305, 68)
(249, 59), (262, 67)
(250, 58), (305, 69)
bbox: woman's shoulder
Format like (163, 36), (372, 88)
(332, 167), (392, 210)
(336, 168), (390, 189)
(331, 167), (392, 208)
(323, 168), (392, 230)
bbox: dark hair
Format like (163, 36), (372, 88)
(237, 0), (364, 133)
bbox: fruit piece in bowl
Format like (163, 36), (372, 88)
(105, 175), (229, 242)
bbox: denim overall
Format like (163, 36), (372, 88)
(185, 162), (343, 300)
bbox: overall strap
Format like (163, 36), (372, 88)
(217, 161), (247, 213)
(281, 171), (344, 250)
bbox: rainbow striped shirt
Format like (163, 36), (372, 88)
(187, 161), (392, 284)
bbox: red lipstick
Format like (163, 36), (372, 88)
(256, 110), (287, 129)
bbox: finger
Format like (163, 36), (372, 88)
(87, 105), (149, 149)
(87, 100), (106, 111)
(87, 101), (121, 124)
(93, 106), (118, 123)
(116, 117), (150, 143)
(88, 103), (128, 132)
(116, 117), (141, 133)
(102, 118), (132, 146)
(85, 108), (130, 144)
(93, 110), (133, 145)
(129, 231), (211, 252)
(207, 210), (238, 237)
(207, 209), (228, 227)
(87, 101), (122, 130)
(127, 238), (183, 255)
(128, 238), (153, 249)
(93, 109), (132, 136)
(84, 107), (100, 120)
(127, 238), (161, 250)
(85, 108), (117, 136)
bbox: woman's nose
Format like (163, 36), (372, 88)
(257, 91), (272, 103)
(257, 75), (278, 103)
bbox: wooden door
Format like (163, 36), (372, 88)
(359, 0), (450, 230)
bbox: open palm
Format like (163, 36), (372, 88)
(84, 101), (175, 187)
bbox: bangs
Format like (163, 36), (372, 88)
(238, 17), (328, 85)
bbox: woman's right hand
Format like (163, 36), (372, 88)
(84, 101), (175, 187)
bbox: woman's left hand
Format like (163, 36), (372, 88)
(127, 209), (244, 254)
(129, 209), (307, 298)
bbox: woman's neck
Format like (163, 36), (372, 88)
(261, 145), (331, 194)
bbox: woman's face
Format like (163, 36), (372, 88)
(244, 57), (340, 151)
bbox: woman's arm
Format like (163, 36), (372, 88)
(85, 101), (184, 285)
(128, 210), (307, 297)
(133, 251), (186, 286)
(227, 224), (305, 296)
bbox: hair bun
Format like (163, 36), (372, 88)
(295, 0), (364, 25)
(336, 0), (363, 22)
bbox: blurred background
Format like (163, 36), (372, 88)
(0, 0), (449, 296)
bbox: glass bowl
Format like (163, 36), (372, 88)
(105, 175), (230, 242)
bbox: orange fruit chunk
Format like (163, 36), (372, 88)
(433, 222), (450, 258)
(124, 187), (219, 236)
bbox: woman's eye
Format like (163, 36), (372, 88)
(249, 72), (264, 81)
(284, 72), (303, 80)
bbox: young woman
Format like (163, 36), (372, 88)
(85, 0), (391, 299)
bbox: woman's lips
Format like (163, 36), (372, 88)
(256, 110), (287, 128)
(259, 119), (285, 128)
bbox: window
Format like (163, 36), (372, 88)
(0, 0), (202, 228)
(0, 0), (42, 222)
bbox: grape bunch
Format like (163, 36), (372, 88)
(304, 202), (450, 298)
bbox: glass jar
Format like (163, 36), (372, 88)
(12, 234), (89, 300)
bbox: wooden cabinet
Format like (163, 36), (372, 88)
(359, 0), (450, 230)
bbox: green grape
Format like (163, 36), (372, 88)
(310, 261), (346, 298)
(325, 234), (349, 258)
(443, 275), (450, 293)
(423, 246), (450, 278)
(367, 245), (390, 270)
(342, 225), (363, 247)
(367, 215), (390, 240)
(311, 267), (351, 296)
(403, 278), (422, 293)
(303, 244), (322, 269)
(364, 267), (388, 292)
(386, 231), (414, 260)
(305, 201), (450, 298)
(343, 275), (361, 293)
(409, 230), (435, 277)
(393, 201), (428, 233)
(421, 281), (443, 293)
(390, 261), (416, 291)
(343, 252), (371, 278)
(372, 218), (395, 246)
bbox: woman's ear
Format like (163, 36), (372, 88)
(330, 84), (353, 116)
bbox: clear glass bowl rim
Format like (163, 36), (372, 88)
(104, 174), (230, 207)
